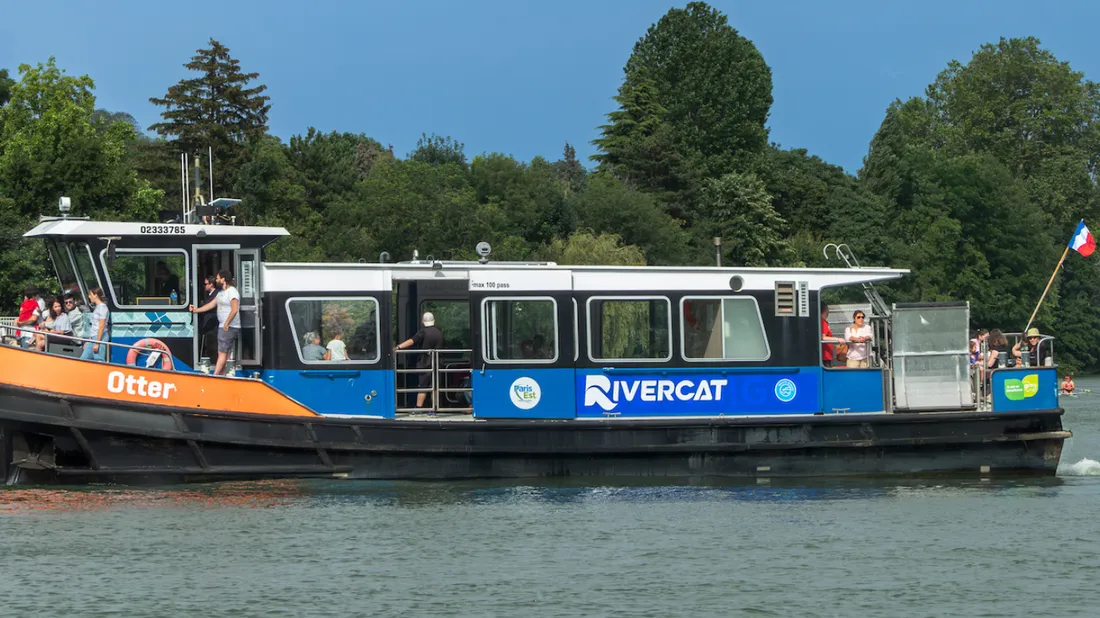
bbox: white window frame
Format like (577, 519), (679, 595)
(100, 248), (190, 309)
(285, 296), (382, 365)
(480, 296), (559, 365)
(586, 295), (673, 363)
(680, 295), (771, 363)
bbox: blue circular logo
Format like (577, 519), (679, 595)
(774, 378), (797, 403)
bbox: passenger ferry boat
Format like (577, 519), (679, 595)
(0, 206), (1070, 484)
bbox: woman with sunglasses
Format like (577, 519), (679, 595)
(844, 311), (873, 368)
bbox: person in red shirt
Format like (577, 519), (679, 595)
(15, 285), (41, 348)
(821, 306), (844, 367)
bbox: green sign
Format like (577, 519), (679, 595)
(1004, 374), (1039, 401)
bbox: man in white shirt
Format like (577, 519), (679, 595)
(189, 269), (240, 376)
(844, 311), (873, 368)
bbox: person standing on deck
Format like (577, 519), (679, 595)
(844, 310), (873, 368)
(395, 312), (444, 409)
(197, 276), (219, 362)
(79, 288), (110, 362)
(820, 306), (843, 367)
(189, 270), (240, 376)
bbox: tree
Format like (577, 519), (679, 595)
(0, 59), (162, 311)
(536, 230), (646, 266)
(0, 68), (13, 107)
(149, 39), (270, 192)
(598, 1), (772, 178)
(570, 175), (689, 265)
(552, 142), (587, 197)
(701, 171), (790, 266)
(408, 133), (467, 167)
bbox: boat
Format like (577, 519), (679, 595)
(0, 202), (1070, 484)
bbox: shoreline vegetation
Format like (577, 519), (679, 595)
(1, 2), (1099, 372)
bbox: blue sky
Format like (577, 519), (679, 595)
(3, 0), (1100, 173)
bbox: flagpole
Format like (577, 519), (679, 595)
(1023, 244), (1071, 334)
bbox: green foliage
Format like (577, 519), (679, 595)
(618, 1), (772, 176)
(149, 38), (270, 193)
(0, 68), (15, 107)
(409, 134), (467, 167)
(536, 230), (647, 266)
(701, 171), (791, 266)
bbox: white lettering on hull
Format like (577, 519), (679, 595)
(107, 371), (177, 400)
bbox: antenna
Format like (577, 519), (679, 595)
(208, 146), (214, 203)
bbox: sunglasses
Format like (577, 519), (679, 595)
(855, 315), (865, 319)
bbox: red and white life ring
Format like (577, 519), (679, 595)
(126, 338), (174, 371)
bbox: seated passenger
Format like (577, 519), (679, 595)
(986, 329), (1013, 368)
(324, 331), (347, 361)
(301, 331), (326, 361)
(63, 294), (84, 341)
(1012, 328), (1044, 367)
(46, 297), (73, 346)
(844, 311), (872, 368)
(16, 285), (41, 349)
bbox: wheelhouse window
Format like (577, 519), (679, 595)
(46, 241), (82, 302)
(588, 297), (671, 362)
(101, 250), (188, 308)
(682, 297), (770, 361)
(287, 297), (380, 363)
(71, 242), (102, 303)
(483, 297), (558, 363)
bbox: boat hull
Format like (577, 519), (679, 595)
(0, 385), (1068, 484)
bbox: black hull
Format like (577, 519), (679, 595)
(0, 385), (1069, 485)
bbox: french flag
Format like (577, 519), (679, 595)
(1070, 220), (1095, 257)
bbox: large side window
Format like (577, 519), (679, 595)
(588, 297), (671, 362)
(287, 297), (380, 363)
(71, 243), (102, 302)
(483, 297), (558, 363)
(682, 297), (770, 361)
(101, 250), (188, 308)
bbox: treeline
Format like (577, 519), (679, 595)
(2, 2), (1100, 370)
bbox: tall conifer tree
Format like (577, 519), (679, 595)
(149, 39), (270, 193)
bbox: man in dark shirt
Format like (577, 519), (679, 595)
(395, 312), (444, 409)
(198, 276), (219, 362)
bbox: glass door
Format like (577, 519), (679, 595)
(235, 249), (261, 366)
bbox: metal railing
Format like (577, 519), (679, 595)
(394, 348), (473, 415)
(0, 323), (175, 366)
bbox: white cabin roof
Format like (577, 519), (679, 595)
(263, 262), (908, 293)
(24, 219), (290, 239)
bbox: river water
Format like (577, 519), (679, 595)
(1, 383), (1098, 617)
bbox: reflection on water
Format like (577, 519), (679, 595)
(0, 474), (1075, 515)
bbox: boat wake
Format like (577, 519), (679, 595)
(1057, 458), (1100, 476)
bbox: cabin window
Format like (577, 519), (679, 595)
(482, 297), (558, 363)
(100, 249), (189, 308)
(286, 297), (380, 363)
(681, 297), (770, 361)
(587, 297), (672, 362)
(71, 243), (102, 301)
(46, 241), (82, 302)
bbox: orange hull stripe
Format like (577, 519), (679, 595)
(0, 346), (318, 417)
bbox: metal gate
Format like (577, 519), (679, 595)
(891, 301), (973, 410)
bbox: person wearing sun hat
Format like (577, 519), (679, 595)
(1013, 327), (1044, 367)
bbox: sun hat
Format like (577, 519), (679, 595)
(1026, 327), (1040, 337)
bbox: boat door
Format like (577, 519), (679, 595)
(470, 269), (575, 419)
(192, 243), (239, 367)
(235, 248), (261, 366)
